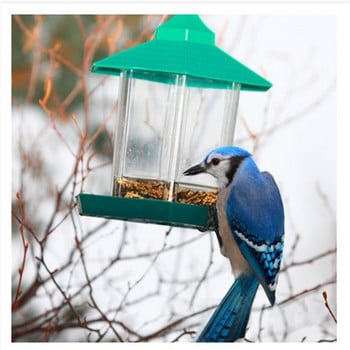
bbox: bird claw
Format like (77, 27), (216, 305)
(199, 205), (216, 232)
(199, 205), (223, 249)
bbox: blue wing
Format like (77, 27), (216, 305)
(226, 158), (284, 305)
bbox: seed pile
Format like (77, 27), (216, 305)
(175, 188), (218, 205)
(115, 178), (218, 205)
(116, 178), (168, 200)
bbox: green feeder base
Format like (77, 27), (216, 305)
(76, 193), (217, 230)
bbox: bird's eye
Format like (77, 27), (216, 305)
(212, 158), (220, 166)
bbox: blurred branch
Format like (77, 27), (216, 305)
(34, 254), (101, 339)
(136, 306), (214, 342)
(73, 216), (124, 342)
(280, 248), (336, 274)
(12, 193), (29, 312)
(278, 279), (336, 307)
(189, 230), (214, 307)
(236, 77), (336, 151)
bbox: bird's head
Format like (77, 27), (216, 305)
(183, 146), (251, 188)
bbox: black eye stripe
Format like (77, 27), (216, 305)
(225, 156), (246, 185)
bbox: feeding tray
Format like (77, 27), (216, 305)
(77, 193), (217, 230)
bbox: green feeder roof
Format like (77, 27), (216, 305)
(91, 15), (272, 91)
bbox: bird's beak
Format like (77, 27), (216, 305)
(183, 162), (206, 176)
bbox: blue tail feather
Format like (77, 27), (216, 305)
(196, 274), (259, 342)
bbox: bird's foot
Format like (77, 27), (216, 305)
(199, 205), (223, 249)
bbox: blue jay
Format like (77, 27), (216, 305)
(183, 146), (284, 342)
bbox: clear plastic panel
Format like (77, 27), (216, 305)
(112, 71), (240, 205)
(113, 71), (173, 198)
(175, 83), (240, 189)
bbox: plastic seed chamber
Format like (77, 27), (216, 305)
(112, 71), (239, 205)
(77, 15), (272, 229)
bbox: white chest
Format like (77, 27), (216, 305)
(216, 185), (250, 277)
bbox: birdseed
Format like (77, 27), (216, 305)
(115, 178), (168, 200)
(115, 178), (218, 205)
(175, 187), (218, 205)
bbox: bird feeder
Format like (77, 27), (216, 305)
(77, 15), (272, 229)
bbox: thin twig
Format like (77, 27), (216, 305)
(322, 291), (337, 323)
(12, 193), (29, 312)
(189, 230), (214, 307)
